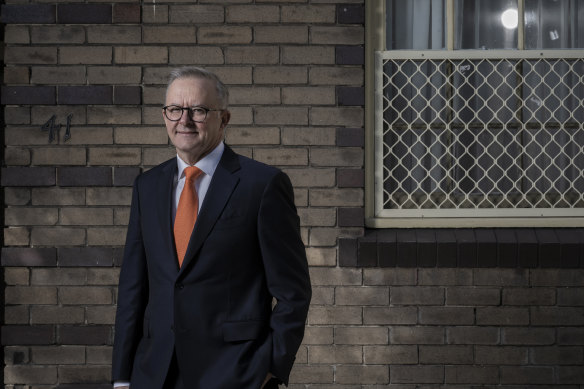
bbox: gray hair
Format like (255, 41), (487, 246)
(166, 66), (229, 109)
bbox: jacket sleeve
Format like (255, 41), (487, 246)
(257, 171), (312, 385)
(112, 177), (149, 382)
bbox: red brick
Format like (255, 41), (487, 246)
(114, 86), (141, 105)
(2, 325), (55, 346)
(113, 4), (140, 23)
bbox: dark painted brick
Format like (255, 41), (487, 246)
(501, 327), (555, 345)
(336, 128), (364, 147)
(1, 167), (56, 187)
(1, 86), (56, 105)
(336, 45), (364, 65)
(500, 366), (554, 385)
(337, 168), (364, 188)
(436, 229), (457, 267)
(114, 86), (141, 105)
(57, 4), (112, 24)
(338, 207), (364, 227)
(496, 229), (518, 267)
(557, 288), (584, 306)
(58, 167), (112, 187)
(397, 229), (417, 267)
(417, 229), (437, 267)
(59, 86), (112, 105)
(339, 237), (358, 267)
(114, 167), (140, 186)
(1, 4), (56, 24)
(1, 247), (57, 267)
(557, 228), (582, 268)
(456, 229), (477, 267)
(558, 366), (584, 384)
(517, 229), (538, 267)
(58, 247), (115, 267)
(113, 3), (141, 23)
(337, 4), (364, 24)
(58, 325), (112, 345)
(113, 247), (124, 267)
(377, 229), (397, 267)
(337, 86), (365, 106)
(536, 229), (560, 267)
(339, 229), (575, 269)
(2, 325), (55, 345)
(476, 229), (497, 267)
(358, 233), (378, 267)
(557, 327), (584, 345)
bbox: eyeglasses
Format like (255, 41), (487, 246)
(162, 105), (223, 122)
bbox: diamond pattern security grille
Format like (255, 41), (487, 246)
(374, 51), (584, 222)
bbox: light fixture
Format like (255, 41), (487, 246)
(501, 8), (518, 29)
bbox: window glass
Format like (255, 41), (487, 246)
(386, 0), (446, 50)
(455, 0), (518, 49)
(525, 0), (584, 48)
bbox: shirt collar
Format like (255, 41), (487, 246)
(176, 142), (225, 179)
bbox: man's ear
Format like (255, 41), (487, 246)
(220, 110), (231, 129)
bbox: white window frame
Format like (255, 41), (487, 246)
(364, 0), (584, 228)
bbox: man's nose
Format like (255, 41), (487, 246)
(178, 109), (194, 125)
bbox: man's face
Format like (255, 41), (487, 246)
(164, 77), (230, 164)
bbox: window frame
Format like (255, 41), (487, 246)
(364, 0), (584, 228)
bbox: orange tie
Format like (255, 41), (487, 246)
(174, 166), (203, 266)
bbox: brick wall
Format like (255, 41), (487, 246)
(1, 1), (583, 388)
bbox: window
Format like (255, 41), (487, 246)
(365, 0), (584, 227)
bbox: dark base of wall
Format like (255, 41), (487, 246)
(339, 228), (584, 268)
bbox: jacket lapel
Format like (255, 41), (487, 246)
(157, 158), (180, 270)
(179, 146), (241, 274)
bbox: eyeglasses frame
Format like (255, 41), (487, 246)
(162, 105), (224, 123)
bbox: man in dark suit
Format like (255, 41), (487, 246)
(112, 67), (311, 389)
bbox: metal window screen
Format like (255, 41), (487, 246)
(374, 50), (584, 223)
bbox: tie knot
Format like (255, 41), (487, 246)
(184, 166), (203, 182)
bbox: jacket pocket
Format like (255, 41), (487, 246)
(222, 320), (266, 342)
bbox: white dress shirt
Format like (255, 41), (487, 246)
(173, 141), (224, 222)
(113, 142), (225, 389)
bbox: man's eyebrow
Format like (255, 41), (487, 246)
(165, 104), (209, 108)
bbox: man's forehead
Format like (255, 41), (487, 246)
(166, 77), (218, 102)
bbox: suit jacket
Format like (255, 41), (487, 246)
(112, 146), (311, 389)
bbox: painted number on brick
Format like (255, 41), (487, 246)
(41, 113), (72, 143)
